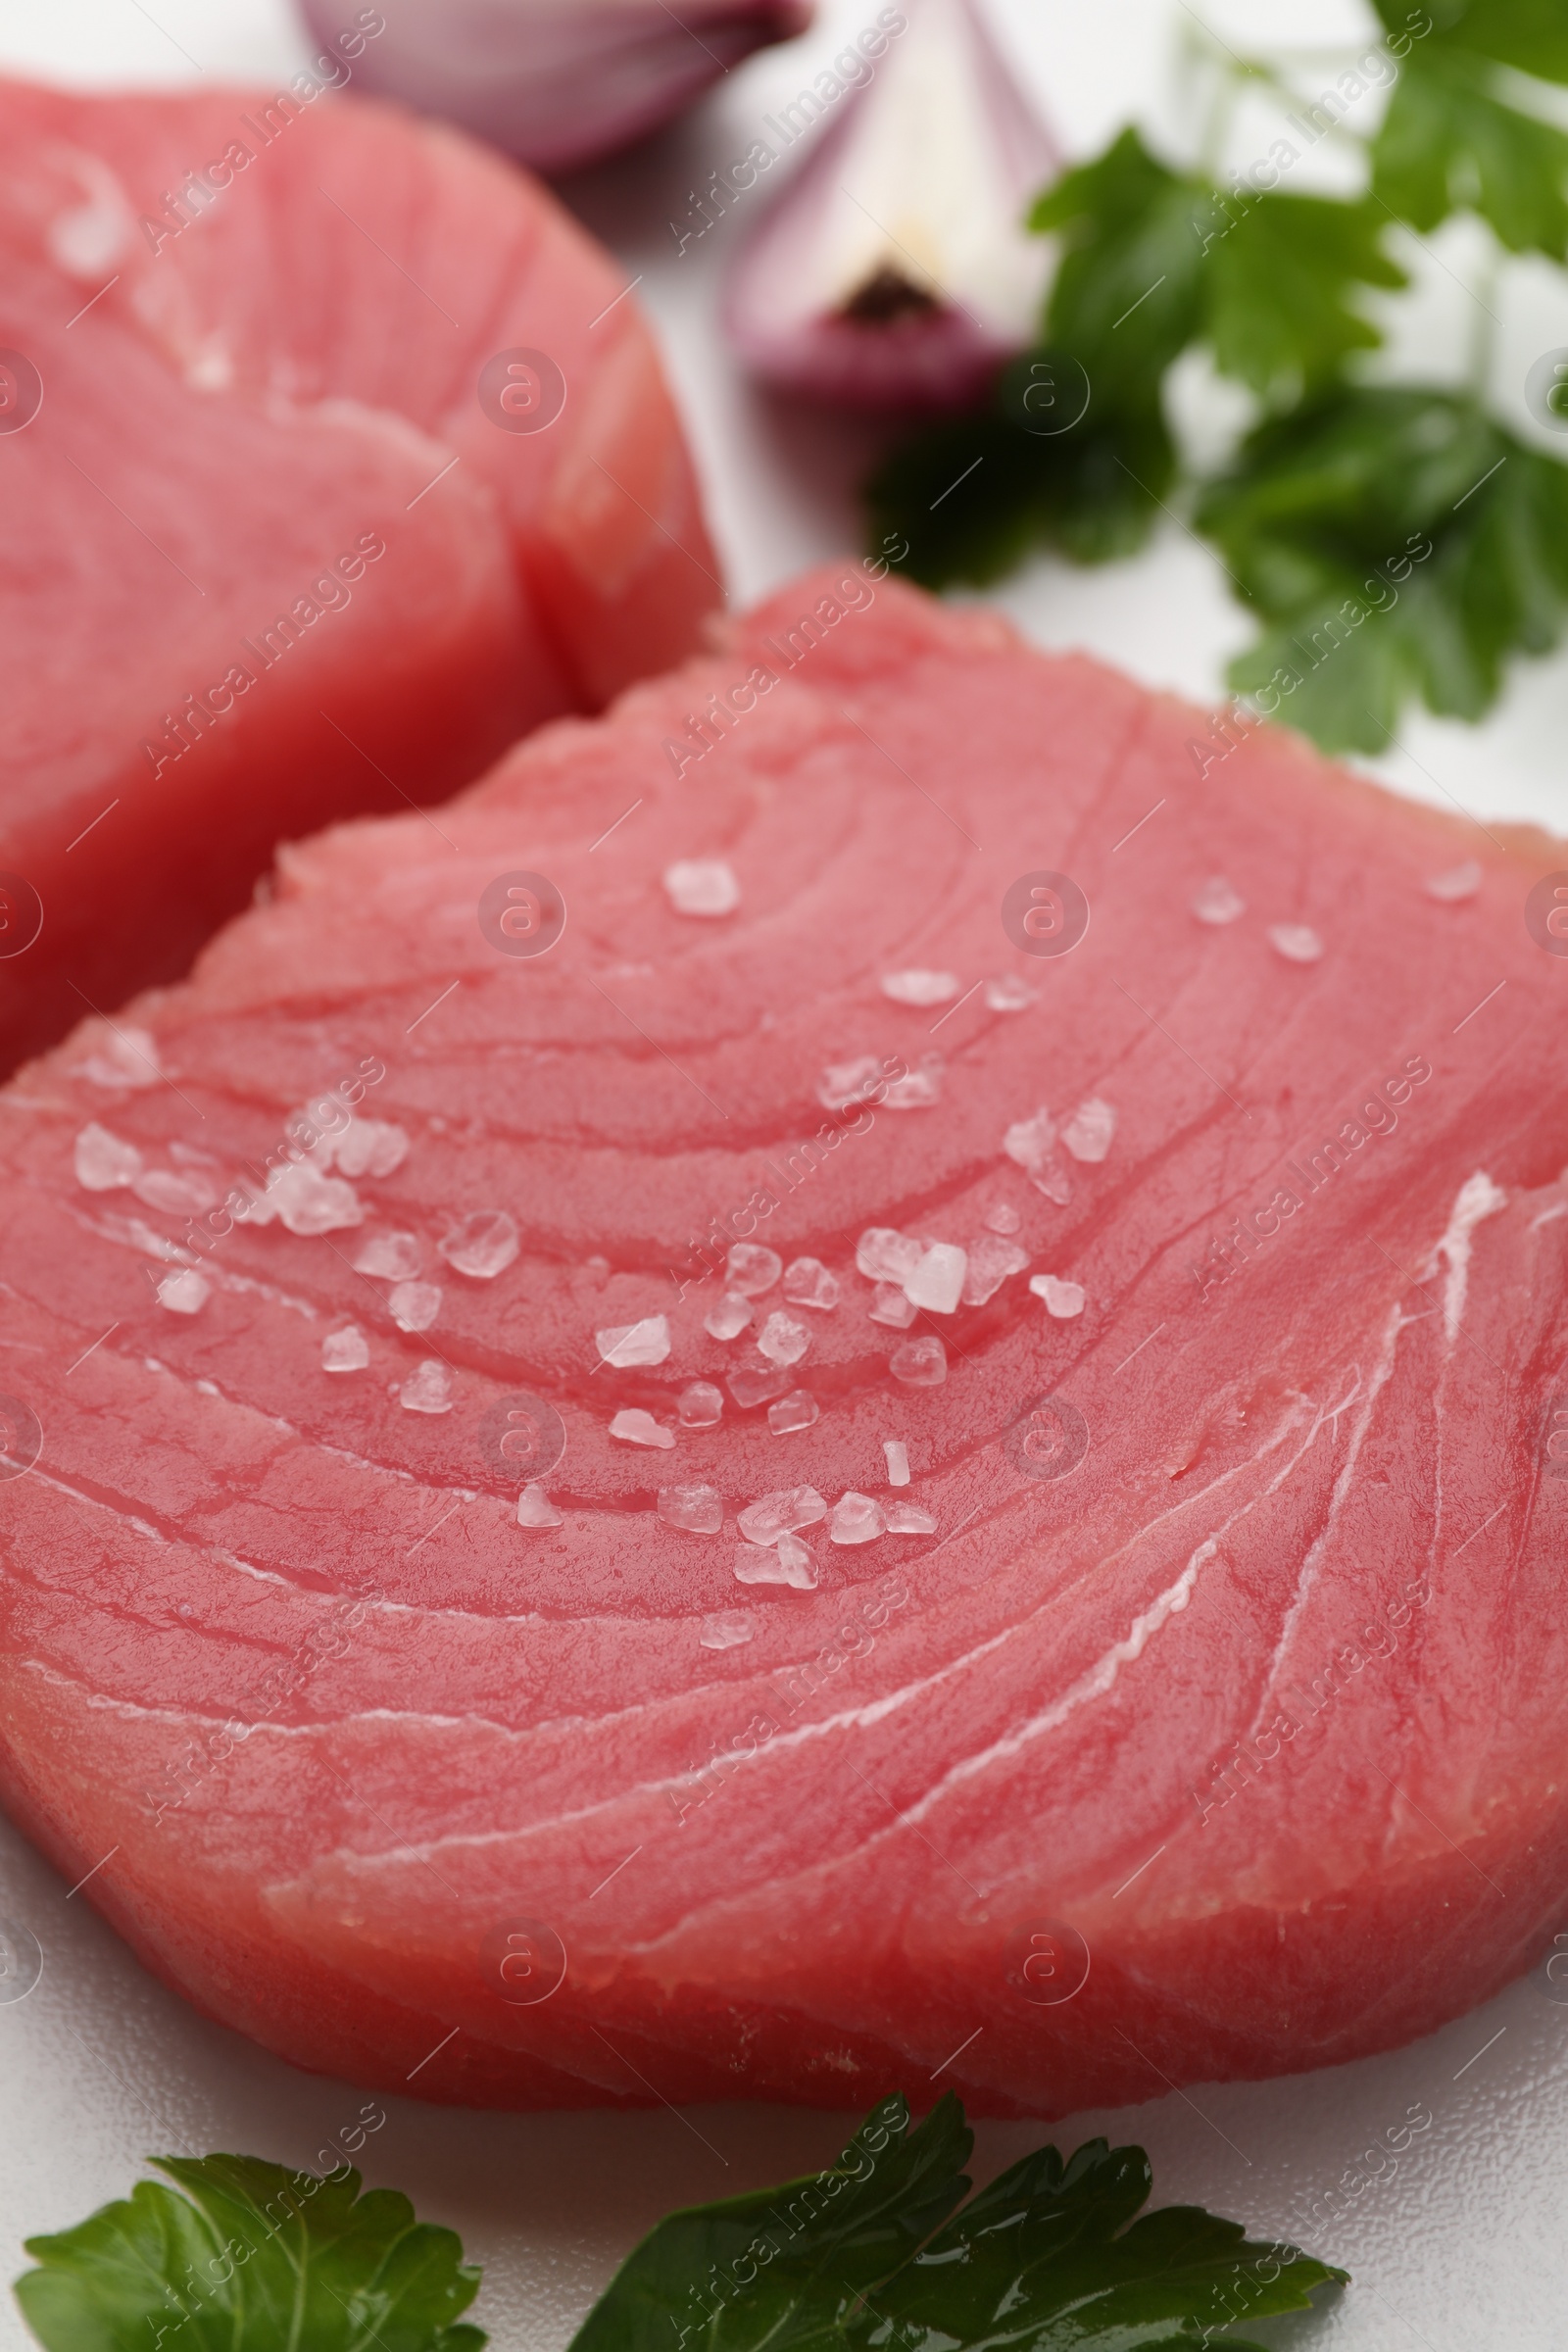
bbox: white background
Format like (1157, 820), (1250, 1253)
(1, 4), (1566, 2348)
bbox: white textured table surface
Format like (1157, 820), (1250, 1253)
(1, 5), (1566, 2349)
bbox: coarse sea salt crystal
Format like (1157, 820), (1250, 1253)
(157, 1267), (210, 1315)
(439, 1209), (519, 1279)
(516, 1484), (563, 1528)
(701, 1608), (756, 1648)
(1004, 1108), (1071, 1205)
(74, 1022), (162, 1089)
(961, 1234), (1029, 1305)
(880, 969), (959, 1005)
(783, 1256), (840, 1309)
(884, 1440), (910, 1487)
(609, 1407), (674, 1448)
(905, 1242), (966, 1315)
(355, 1230), (422, 1281)
(1061, 1097), (1116, 1163)
(1192, 875), (1246, 926)
(884, 1056), (943, 1110)
(734, 1532), (816, 1587)
(597, 1313), (671, 1367)
(705, 1292), (754, 1341)
(891, 1335), (947, 1386)
(659, 1482), (723, 1533)
(870, 1284), (917, 1328)
(829, 1492), (885, 1544)
(74, 1122), (141, 1191)
(678, 1380), (724, 1429)
(333, 1119), (410, 1179)
(768, 1389), (819, 1434)
(984, 974), (1037, 1012)
(1426, 859), (1482, 904)
(399, 1359), (453, 1413)
(738, 1485), (828, 1544)
(1268, 921), (1324, 964)
(857, 1227), (923, 1285)
(725, 1242), (781, 1296)
(134, 1167), (218, 1214)
(816, 1054), (885, 1112)
(985, 1200), (1022, 1235)
(247, 1160), (364, 1236)
(390, 1281), (442, 1333)
(664, 858), (740, 916)
(886, 1501), (937, 1535)
(1031, 1273), (1085, 1318)
(321, 1325), (369, 1373)
(757, 1310), (810, 1367)
(728, 1357), (790, 1409)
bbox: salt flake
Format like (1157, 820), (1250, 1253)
(610, 1407), (675, 1448)
(332, 1119), (410, 1179)
(962, 1234), (1029, 1305)
(757, 1310), (810, 1367)
(737, 1486), (828, 1545)
(704, 1292), (754, 1341)
(321, 1325), (369, 1373)
(1061, 1097), (1116, 1163)
(857, 1228), (922, 1285)
(1192, 876), (1247, 926)
(725, 1243), (782, 1297)
(782, 1257), (840, 1310)
(829, 1492), (886, 1544)
(157, 1268), (210, 1315)
(905, 1242), (966, 1315)
(885, 1501), (937, 1535)
(884, 1440), (910, 1487)
(1030, 1273), (1085, 1318)
(768, 1389), (819, 1434)
(439, 1209), (519, 1279)
(678, 1381), (724, 1429)
(880, 969), (958, 1006)
(516, 1484), (563, 1528)
(891, 1336), (947, 1386)
(817, 1054), (885, 1112)
(355, 1230), (423, 1281)
(399, 1360), (454, 1413)
(700, 1609), (755, 1649)
(984, 975), (1037, 1012)
(390, 1281), (442, 1334)
(1268, 922), (1324, 964)
(664, 858), (739, 917)
(74, 1122), (141, 1192)
(659, 1482), (723, 1533)
(869, 1284), (917, 1328)
(597, 1314), (671, 1367)
(1426, 859), (1482, 904)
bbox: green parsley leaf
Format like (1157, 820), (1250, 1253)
(1203, 194), (1406, 397)
(1030, 130), (1209, 404)
(1196, 386), (1568, 749)
(1372, 47), (1568, 254)
(1373, 0), (1568, 86)
(566, 2091), (1347, 2352)
(13, 2156), (486, 2352)
(864, 360), (1174, 587)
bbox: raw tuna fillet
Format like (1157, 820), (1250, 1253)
(0, 72), (717, 1077)
(1, 565), (1564, 2119)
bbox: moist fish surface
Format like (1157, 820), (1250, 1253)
(0, 566), (1562, 2117)
(0, 73), (717, 1076)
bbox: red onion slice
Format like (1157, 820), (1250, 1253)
(302, 0), (814, 175)
(724, 0), (1057, 413)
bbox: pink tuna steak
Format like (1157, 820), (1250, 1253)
(0, 567), (1564, 2117)
(0, 73), (718, 1077)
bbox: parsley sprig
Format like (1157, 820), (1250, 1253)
(12, 2096), (1348, 2352)
(866, 0), (1568, 752)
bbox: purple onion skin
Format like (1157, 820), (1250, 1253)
(724, 0), (1057, 416)
(301, 0), (814, 175)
